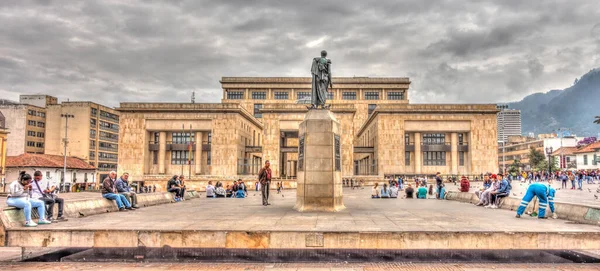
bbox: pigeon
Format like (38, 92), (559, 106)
(512, 193), (517, 196)
(595, 195), (598, 200)
(588, 188), (592, 193)
(282, 194), (285, 197)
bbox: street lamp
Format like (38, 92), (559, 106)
(545, 146), (553, 179)
(61, 113), (74, 192)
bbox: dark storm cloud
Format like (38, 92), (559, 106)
(0, 0), (599, 106)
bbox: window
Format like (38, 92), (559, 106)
(27, 131), (36, 137)
(46, 171), (50, 178)
(459, 151), (465, 166)
(252, 91), (266, 99)
(153, 151), (158, 164)
(254, 104), (263, 118)
(387, 91), (404, 100)
(171, 150), (193, 165)
(172, 132), (194, 144)
(153, 132), (160, 144)
(227, 91), (244, 99)
(274, 92), (288, 100)
(37, 132), (44, 137)
(405, 134), (410, 145)
(423, 133), (445, 145)
(208, 132), (212, 145)
(90, 140), (96, 148)
(27, 141), (35, 147)
(90, 129), (97, 137)
(364, 91), (380, 100)
(405, 151), (410, 166)
(100, 110), (119, 121)
(100, 120), (119, 130)
(593, 154), (597, 166)
(584, 155), (588, 165)
(207, 151), (212, 165)
(458, 133), (464, 145)
(28, 110), (34, 116)
(342, 92), (356, 100)
(90, 118), (97, 126)
(84, 173), (88, 181)
(98, 152), (118, 160)
(36, 142), (44, 148)
(368, 104), (376, 116)
(37, 122), (45, 128)
(28, 120), (36, 126)
(72, 172), (77, 181)
(91, 108), (98, 115)
(99, 131), (118, 141)
(38, 112), (45, 118)
(90, 151), (96, 159)
(297, 92), (310, 100)
(99, 142), (118, 150)
(424, 151), (446, 166)
(327, 92), (334, 100)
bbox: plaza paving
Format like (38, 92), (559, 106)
(19, 188), (600, 233)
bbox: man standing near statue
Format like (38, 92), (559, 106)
(258, 160), (272, 206)
(310, 50), (333, 109)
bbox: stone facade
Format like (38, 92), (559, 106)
(117, 77), (500, 190)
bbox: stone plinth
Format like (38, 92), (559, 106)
(294, 109), (345, 212)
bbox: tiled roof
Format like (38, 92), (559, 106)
(551, 147), (579, 156)
(573, 141), (600, 154)
(6, 153), (96, 170)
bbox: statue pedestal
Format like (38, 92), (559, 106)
(294, 109), (345, 212)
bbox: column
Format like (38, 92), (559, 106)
(158, 131), (167, 174)
(414, 132), (421, 174)
(195, 132), (203, 174)
(451, 132), (458, 175)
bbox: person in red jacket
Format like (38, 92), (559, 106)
(460, 176), (470, 192)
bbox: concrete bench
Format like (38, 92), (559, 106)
(1, 190), (199, 229)
(445, 191), (600, 226)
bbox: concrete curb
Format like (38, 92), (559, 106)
(445, 191), (600, 226)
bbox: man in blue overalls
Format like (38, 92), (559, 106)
(515, 182), (556, 219)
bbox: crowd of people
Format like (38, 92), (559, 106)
(205, 179), (248, 198)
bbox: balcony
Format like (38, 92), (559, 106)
(149, 141), (212, 151)
(421, 142), (452, 152)
(458, 142), (469, 152)
(354, 146), (375, 153)
(99, 146), (118, 152)
(404, 142), (415, 152)
(280, 146), (298, 153)
(99, 125), (119, 133)
(245, 146), (262, 153)
(99, 136), (118, 143)
(99, 114), (119, 123)
(98, 157), (118, 162)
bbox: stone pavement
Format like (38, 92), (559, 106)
(17, 188), (600, 233)
(441, 180), (600, 208)
(1, 262), (600, 271)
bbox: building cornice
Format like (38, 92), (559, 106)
(220, 77), (411, 84)
(260, 104), (356, 114)
(357, 104), (500, 137)
(116, 103), (263, 129)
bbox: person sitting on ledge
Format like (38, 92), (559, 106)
(115, 173), (139, 209)
(102, 171), (134, 211)
(206, 181), (216, 198)
(417, 182), (428, 199)
(460, 175), (470, 192)
(7, 171), (51, 227)
(389, 182), (399, 198)
(177, 175), (187, 201)
(215, 182), (226, 198)
(405, 184), (414, 198)
(380, 183), (390, 198)
(371, 183), (380, 198)
(226, 185), (233, 197)
(167, 175), (183, 202)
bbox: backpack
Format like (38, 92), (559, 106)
(506, 179), (512, 191)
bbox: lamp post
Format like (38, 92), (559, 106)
(61, 113), (74, 192)
(545, 146), (553, 180)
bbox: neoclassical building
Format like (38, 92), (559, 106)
(117, 77), (498, 188)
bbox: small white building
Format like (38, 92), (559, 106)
(3, 153), (97, 192)
(574, 141), (600, 170)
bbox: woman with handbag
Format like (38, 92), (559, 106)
(6, 171), (52, 227)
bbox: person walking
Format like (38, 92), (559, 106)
(257, 160), (272, 206)
(435, 172), (443, 200)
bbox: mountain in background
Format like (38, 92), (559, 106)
(508, 68), (600, 137)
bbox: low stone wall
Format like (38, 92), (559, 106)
(445, 191), (600, 226)
(0, 191), (200, 237)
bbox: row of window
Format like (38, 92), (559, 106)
(583, 154), (599, 166)
(98, 152), (118, 159)
(99, 110), (119, 121)
(26, 141), (44, 148)
(27, 120), (45, 128)
(150, 150), (212, 165)
(99, 120), (119, 130)
(27, 131), (44, 137)
(404, 151), (466, 166)
(227, 91), (404, 101)
(99, 131), (118, 140)
(28, 109), (45, 118)
(152, 132), (213, 145)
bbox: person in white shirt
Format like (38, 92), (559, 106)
(206, 181), (216, 198)
(31, 171), (67, 222)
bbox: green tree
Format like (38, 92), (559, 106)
(528, 147), (546, 170)
(508, 159), (522, 176)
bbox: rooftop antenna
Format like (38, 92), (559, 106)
(191, 91), (195, 104)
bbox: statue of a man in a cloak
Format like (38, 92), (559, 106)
(310, 50), (332, 109)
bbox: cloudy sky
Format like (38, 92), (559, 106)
(1, 0), (599, 107)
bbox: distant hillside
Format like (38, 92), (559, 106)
(509, 68), (600, 136)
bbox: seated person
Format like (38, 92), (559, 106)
(31, 170), (67, 222)
(167, 175), (183, 201)
(417, 183), (428, 199)
(405, 184), (414, 198)
(226, 185), (233, 198)
(102, 171), (134, 211)
(371, 183), (380, 198)
(235, 187), (246, 198)
(116, 173), (139, 209)
(459, 176), (470, 192)
(491, 173), (511, 207)
(206, 181), (216, 198)
(428, 184), (433, 195)
(6, 171), (51, 227)
(389, 183), (399, 198)
(215, 182), (226, 198)
(380, 184), (390, 198)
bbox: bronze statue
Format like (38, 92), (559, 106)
(310, 50), (332, 109)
